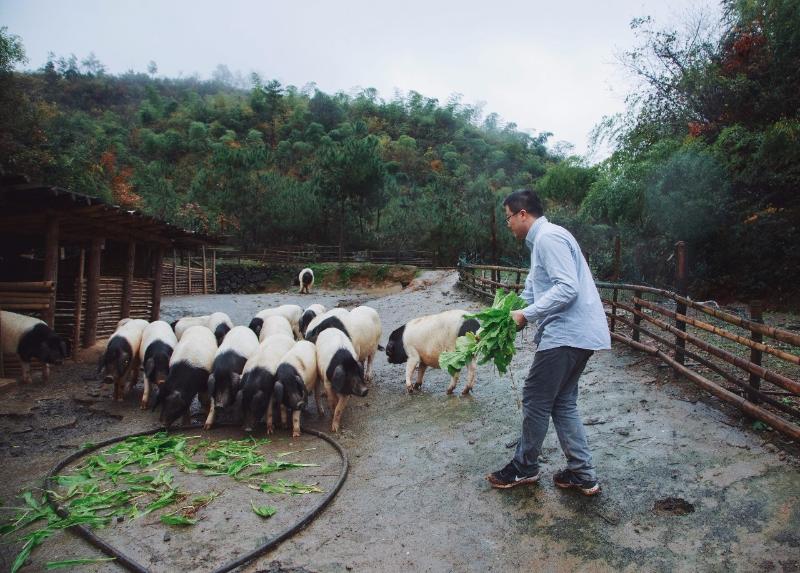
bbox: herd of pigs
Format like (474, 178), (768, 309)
(1, 297), (481, 436)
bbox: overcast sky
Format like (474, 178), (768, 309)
(2, 0), (719, 159)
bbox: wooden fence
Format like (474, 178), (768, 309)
(216, 245), (435, 268)
(458, 244), (800, 441)
(161, 256), (216, 297)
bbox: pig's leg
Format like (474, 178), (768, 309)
(202, 393), (215, 430)
(446, 371), (461, 395)
(413, 364), (427, 390)
(114, 375), (123, 402)
(280, 404), (288, 429)
(21, 361), (32, 384)
(331, 394), (350, 433)
(311, 381), (326, 417)
(141, 376), (151, 410)
(366, 352), (375, 382)
(292, 409), (301, 438)
(323, 381), (339, 411)
(124, 359), (140, 397)
(405, 359), (419, 394)
(42, 363), (50, 383)
(461, 357), (478, 395)
(266, 396), (275, 434)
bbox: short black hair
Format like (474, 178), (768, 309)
(503, 189), (544, 217)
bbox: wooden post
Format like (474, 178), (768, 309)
(43, 212), (60, 327)
(748, 300), (764, 403)
(610, 287), (618, 333)
(202, 245), (208, 294)
(72, 248), (85, 358)
(187, 252), (193, 295)
(674, 241), (688, 365)
(121, 241), (135, 318)
(172, 249), (178, 295)
(152, 248), (164, 320)
(633, 289), (642, 342)
(212, 248), (217, 293)
(84, 237), (103, 347)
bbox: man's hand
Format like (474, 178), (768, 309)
(511, 310), (527, 331)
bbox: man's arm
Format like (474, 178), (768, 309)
(521, 234), (579, 323)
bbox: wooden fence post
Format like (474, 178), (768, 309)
(187, 252), (192, 295)
(172, 249), (178, 295)
(633, 289), (642, 342)
(121, 241), (135, 318)
(610, 287), (618, 333)
(674, 241), (688, 365)
(202, 245), (208, 294)
(43, 212), (59, 327)
(212, 248), (217, 293)
(72, 248), (85, 358)
(748, 300), (764, 403)
(152, 248), (164, 321)
(84, 237), (103, 347)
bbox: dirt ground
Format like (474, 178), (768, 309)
(1, 271), (798, 572)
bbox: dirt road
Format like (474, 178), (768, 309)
(1, 271), (798, 572)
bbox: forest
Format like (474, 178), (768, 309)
(1, 0), (798, 303)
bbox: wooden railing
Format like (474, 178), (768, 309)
(458, 262), (800, 441)
(217, 245), (435, 268)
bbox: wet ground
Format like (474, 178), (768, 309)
(1, 271), (798, 572)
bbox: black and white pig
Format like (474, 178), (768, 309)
(249, 305), (303, 340)
(385, 309), (480, 395)
(297, 267), (314, 294)
(305, 306), (382, 381)
(316, 328), (368, 433)
(0, 310), (69, 383)
(153, 325), (217, 429)
(173, 312), (233, 346)
(257, 315), (294, 343)
(273, 340), (321, 437)
(238, 334), (296, 432)
(298, 303), (326, 337)
(204, 325), (259, 429)
(138, 320), (177, 409)
(98, 318), (149, 401)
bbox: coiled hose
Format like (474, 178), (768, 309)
(44, 424), (349, 573)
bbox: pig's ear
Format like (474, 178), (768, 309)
(331, 364), (347, 394)
(231, 372), (242, 392)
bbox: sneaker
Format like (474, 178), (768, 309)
(553, 469), (601, 496)
(486, 461), (541, 489)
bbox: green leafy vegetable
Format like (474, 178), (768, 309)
(439, 289), (526, 375)
(250, 502), (277, 518)
(160, 514), (197, 526)
(45, 557), (116, 569)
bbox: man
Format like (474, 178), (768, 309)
(486, 189), (610, 496)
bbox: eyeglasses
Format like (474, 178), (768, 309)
(505, 210), (525, 223)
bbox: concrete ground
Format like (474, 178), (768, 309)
(0, 271), (798, 572)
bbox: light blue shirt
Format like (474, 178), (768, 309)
(519, 216), (611, 351)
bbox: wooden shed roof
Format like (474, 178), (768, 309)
(0, 183), (223, 247)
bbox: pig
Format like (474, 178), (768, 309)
(138, 320), (177, 409)
(172, 312), (233, 346)
(258, 315), (294, 343)
(98, 318), (149, 401)
(273, 340), (321, 437)
(204, 326), (259, 429)
(249, 304), (304, 340)
(385, 309), (480, 395)
(153, 325), (217, 429)
(298, 303), (327, 337)
(298, 268), (314, 294)
(305, 306), (383, 381)
(315, 328), (367, 433)
(238, 334), (295, 433)
(0, 310), (69, 383)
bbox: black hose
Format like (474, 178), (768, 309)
(44, 423), (349, 573)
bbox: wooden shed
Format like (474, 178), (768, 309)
(0, 179), (221, 371)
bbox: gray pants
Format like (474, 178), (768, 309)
(513, 346), (596, 481)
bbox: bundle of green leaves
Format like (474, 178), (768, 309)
(439, 289), (526, 376)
